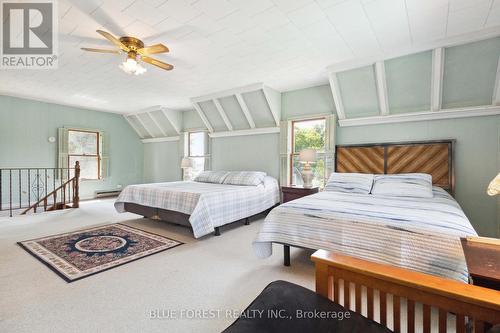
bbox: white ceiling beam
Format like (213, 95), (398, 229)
(431, 48), (445, 112)
(142, 136), (180, 144)
(161, 108), (181, 134)
(235, 93), (255, 128)
(192, 102), (214, 133)
(493, 55), (500, 106)
(147, 112), (167, 137)
(127, 105), (163, 116)
(212, 98), (233, 131)
(374, 61), (390, 116)
(338, 105), (500, 127)
(209, 127), (280, 138)
(262, 86), (281, 126)
(124, 115), (144, 139)
(328, 72), (346, 120)
(191, 83), (264, 104)
(134, 114), (155, 138)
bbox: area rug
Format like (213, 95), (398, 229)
(18, 223), (183, 282)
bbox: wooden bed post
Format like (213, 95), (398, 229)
(315, 261), (329, 299)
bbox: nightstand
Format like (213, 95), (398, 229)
(461, 237), (500, 291)
(281, 186), (319, 203)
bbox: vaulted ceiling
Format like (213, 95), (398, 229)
(1, 0), (499, 114)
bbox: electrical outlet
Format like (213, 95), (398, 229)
(117, 184), (122, 189)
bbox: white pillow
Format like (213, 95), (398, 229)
(193, 171), (229, 184)
(371, 173), (433, 198)
(223, 171), (267, 186)
(324, 172), (374, 194)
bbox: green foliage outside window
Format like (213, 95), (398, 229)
(292, 119), (326, 187)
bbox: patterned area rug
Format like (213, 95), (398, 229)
(18, 224), (183, 282)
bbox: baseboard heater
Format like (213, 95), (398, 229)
(95, 190), (121, 198)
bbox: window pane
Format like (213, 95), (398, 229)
(191, 157), (205, 177)
(293, 119), (325, 153)
(291, 154), (325, 188)
(69, 156), (99, 180)
(189, 132), (205, 156)
(68, 131), (98, 155)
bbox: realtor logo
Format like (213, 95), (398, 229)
(1, 0), (58, 69)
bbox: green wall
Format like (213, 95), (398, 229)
(211, 134), (280, 179)
(143, 141), (181, 183)
(282, 84), (500, 237)
(0, 95), (144, 200)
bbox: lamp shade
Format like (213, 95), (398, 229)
(487, 172), (500, 196)
(299, 149), (317, 163)
(181, 157), (193, 168)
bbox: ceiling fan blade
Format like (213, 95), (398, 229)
(137, 43), (169, 55)
(142, 56), (174, 71)
(81, 47), (119, 54)
(96, 30), (129, 52)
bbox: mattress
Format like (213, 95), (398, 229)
(115, 177), (280, 238)
(253, 187), (477, 282)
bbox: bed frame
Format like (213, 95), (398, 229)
(335, 139), (455, 194)
(312, 249), (500, 333)
(123, 202), (276, 236)
(282, 139), (455, 266)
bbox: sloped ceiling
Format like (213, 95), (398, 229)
(191, 83), (281, 136)
(329, 36), (500, 126)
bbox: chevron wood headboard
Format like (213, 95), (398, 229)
(335, 140), (455, 194)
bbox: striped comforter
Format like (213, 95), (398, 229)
(115, 177), (280, 238)
(253, 187), (477, 282)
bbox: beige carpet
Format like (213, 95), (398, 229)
(0, 199), (314, 333)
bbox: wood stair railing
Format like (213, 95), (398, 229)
(21, 162), (80, 215)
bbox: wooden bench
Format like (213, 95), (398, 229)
(312, 249), (500, 332)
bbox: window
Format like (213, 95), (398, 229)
(290, 118), (326, 188)
(68, 129), (100, 180)
(188, 132), (207, 177)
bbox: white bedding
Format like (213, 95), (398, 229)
(253, 187), (477, 282)
(115, 177), (280, 238)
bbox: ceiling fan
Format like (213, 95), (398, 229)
(81, 30), (173, 75)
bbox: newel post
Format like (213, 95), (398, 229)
(73, 161), (80, 208)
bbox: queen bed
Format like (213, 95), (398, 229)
(115, 171), (280, 238)
(253, 140), (478, 283)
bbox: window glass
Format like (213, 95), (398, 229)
(291, 119), (326, 187)
(69, 156), (98, 180)
(68, 131), (98, 155)
(188, 132), (207, 177)
(189, 132), (205, 157)
(68, 130), (99, 180)
(293, 119), (325, 153)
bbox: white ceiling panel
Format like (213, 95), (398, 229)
(218, 96), (249, 130)
(242, 90), (276, 128)
(0, 0), (499, 114)
(324, 1), (382, 57)
(199, 101), (227, 131)
(286, 2), (326, 28)
(363, 0), (412, 50)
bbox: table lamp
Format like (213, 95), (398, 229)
(299, 149), (317, 188)
(487, 172), (500, 196)
(181, 157), (193, 181)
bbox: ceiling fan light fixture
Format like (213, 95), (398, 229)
(120, 55), (147, 75)
(82, 30), (172, 73)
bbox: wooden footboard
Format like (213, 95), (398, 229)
(312, 250), (500, 333)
